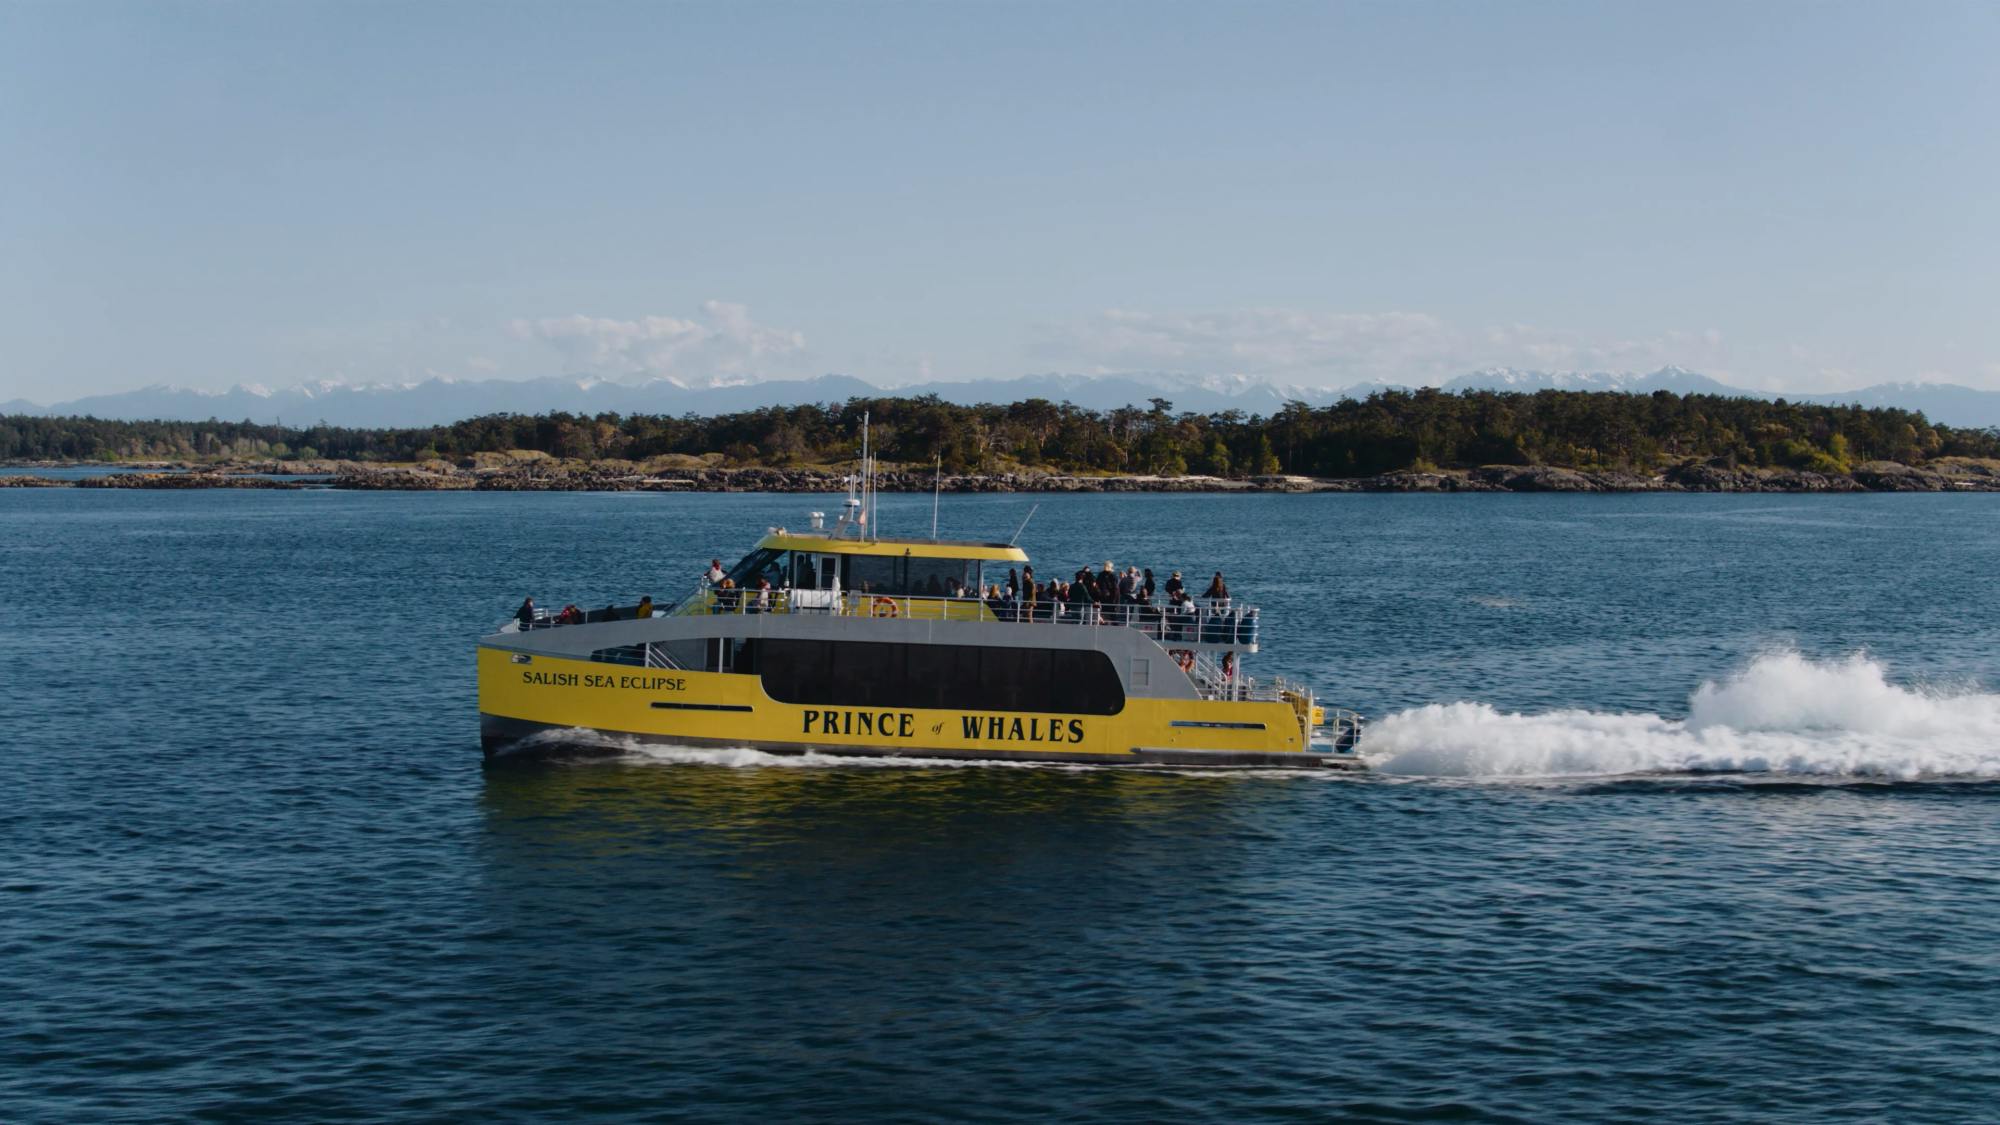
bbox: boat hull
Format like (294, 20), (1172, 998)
(477, 648), (1363, 770)
(480, 714), (1363, 769)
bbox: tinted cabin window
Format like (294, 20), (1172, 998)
(726, 549), (785, 589)
(759, 640), (1124, 715)
(844, 555), (900, 595)
(836, 556), (986, 596)
(906, 558), (977, 597)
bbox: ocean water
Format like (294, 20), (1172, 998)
(3, 489), (1998, 1122)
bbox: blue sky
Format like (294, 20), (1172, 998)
(4, 1), (1997, 402)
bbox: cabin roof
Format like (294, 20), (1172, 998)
(756, 532), (1029, 563)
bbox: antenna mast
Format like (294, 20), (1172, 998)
(1008, 503), (1040, 546)
(861, 411), (874, 541)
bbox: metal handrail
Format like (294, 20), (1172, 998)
(672, 585), (1261, 643)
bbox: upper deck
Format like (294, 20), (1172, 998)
(672, 585), (1260, 652)
(663, 529), (1258, 653)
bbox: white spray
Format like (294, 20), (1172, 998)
(1370, 651), (2000, 780)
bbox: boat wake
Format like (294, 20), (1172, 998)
(1371, 651), (2000, 780)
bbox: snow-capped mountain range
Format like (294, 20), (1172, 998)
(5, 367), (1998, 429)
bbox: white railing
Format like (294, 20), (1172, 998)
(1315, 708), (1367, 753)
(669, 584), (1262, 646)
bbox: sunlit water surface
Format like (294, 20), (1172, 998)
(4, 490), (1998, 1122)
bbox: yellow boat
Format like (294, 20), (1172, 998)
(478, 484), (1365, 769)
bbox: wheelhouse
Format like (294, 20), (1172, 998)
(682, 533), (1030, 610)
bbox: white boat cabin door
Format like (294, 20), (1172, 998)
(789, 552), (842, 612)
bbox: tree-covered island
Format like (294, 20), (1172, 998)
(5, 389), (1999, 492)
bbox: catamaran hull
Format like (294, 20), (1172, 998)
(480, 713), (1365, 770)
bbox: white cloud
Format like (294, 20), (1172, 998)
(511, 300), (805, 378)
(1039, 308), (1732, 387)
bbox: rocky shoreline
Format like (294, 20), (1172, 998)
(5, 457), (1999, 493)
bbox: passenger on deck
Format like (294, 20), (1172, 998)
(557, 604), (583, 625)
(754, 578), (772, 613)
(1165, 570), (1184, 600)
(1204, 572), (1229, 609)
(717, 578), (738, 612)
(1007, 568), (1019, 597)
(1142, 568), (1156, 603)
(515, 596), (536, 626)
(1066, 576), (1093, 622)
(635, 595), (654, 619)
(706, 559), (725, 585)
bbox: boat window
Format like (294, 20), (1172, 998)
(834, 555), (987, 596)
(980, 645), (1050, 711)
(906, 557), (978, 597)
(725, 548), (786, 589)
(758, 640), (1124, 715)
(844, 555), (901, 595)
(1050, 650), (1118, 713)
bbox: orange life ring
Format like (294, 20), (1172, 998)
(871, 596), (900, 618)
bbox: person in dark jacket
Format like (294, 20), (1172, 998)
(515, 596), (536, 626)
(1142, 568), (1156, 603)
(1067, 575), (1093, 623)
(1165, 570), (1184, 599)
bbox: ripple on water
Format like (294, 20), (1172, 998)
(5, 490), (2000, 1122)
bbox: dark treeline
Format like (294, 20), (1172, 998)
(5, 391), (1997, 476)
